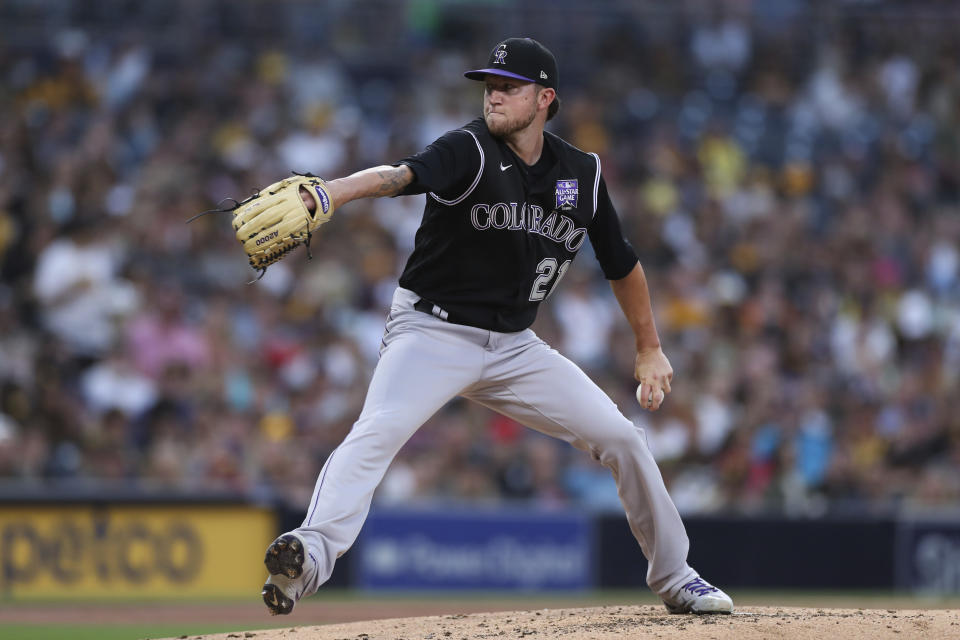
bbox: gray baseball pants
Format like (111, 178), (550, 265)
(292, 286), (696, 597)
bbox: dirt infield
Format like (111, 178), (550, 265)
(4, 597), (960, 638)
(151, 605), (960, 640)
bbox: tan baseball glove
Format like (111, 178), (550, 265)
(192, 173), (335, 279)
(234, 173), (335, 274)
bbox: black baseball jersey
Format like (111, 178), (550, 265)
(395, 117), (638, 332)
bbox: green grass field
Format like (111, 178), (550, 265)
(2, 590), (959, 640)
(0, 624), (242, 640)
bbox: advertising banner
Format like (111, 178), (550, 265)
(357, 507), (592, 590)
(0, 505), (275, 598)
(896, 517), (960, 595)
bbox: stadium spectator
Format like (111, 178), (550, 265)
(1, 0), (959, 515)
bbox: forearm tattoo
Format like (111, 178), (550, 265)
(373, 166), (410, 197)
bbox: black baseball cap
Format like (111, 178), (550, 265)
(464, 38), (558, 91)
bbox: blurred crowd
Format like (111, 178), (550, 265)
(1, 0), (959, 515)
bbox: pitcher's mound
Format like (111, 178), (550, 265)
(165, 604), (960, 639)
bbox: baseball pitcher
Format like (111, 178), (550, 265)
(226, 38), (733, 616)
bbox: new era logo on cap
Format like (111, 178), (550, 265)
(464, 37), (559, 91)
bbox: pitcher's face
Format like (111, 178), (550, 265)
(483, 76), (539, 138)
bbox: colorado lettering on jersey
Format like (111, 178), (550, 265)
(469, 201), (588, 252)
(397, 118), (636, 332)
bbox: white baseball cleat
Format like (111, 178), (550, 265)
(261, 533), (317, 615)
(661, 576), (734, 614)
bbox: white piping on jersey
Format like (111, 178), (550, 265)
(429, 129), (485, 206)
(590, 152), (601, 220)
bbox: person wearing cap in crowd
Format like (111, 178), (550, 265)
(259, 37), (734, 617)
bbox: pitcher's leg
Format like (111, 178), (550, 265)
(468, 336), (695, 595)
(280, 316), (484, 601)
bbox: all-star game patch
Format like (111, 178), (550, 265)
(555, 179), (578, 210)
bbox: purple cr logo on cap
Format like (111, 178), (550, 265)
(493, 44), (508, 65)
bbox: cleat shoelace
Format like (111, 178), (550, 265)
(682, 578), (719, 596)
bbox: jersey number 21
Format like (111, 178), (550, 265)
(529, 258), (571, 301)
